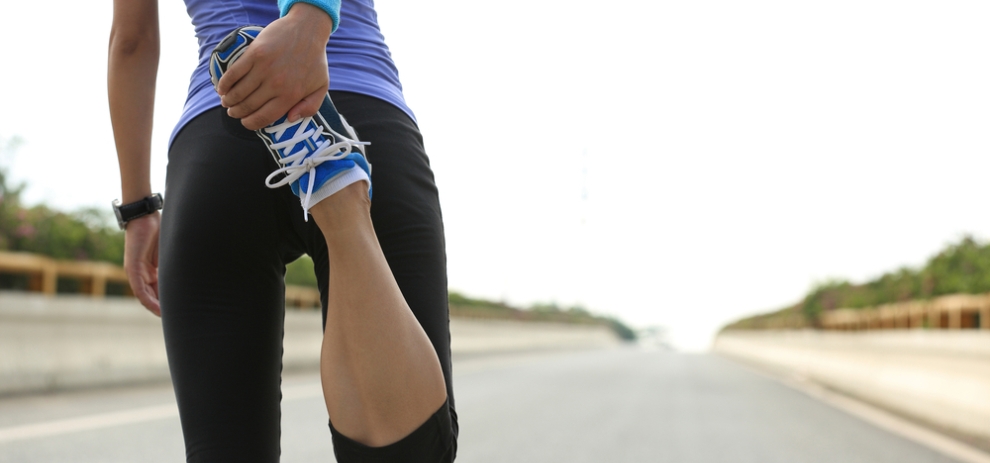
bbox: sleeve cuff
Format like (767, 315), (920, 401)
(278, 0), (341, 34)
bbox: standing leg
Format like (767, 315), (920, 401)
(160, 108), (291, 462)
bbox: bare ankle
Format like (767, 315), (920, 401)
(308, 181), (372, 230)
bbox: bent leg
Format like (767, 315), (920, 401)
(305, 92), (456, 457)
(311, 183), (448, 447)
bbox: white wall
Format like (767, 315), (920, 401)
(0, 293), (619, 395)
(714, 330), (990, 440)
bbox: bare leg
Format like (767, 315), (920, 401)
(310, 181), (448, 447)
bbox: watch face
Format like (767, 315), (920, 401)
(112, 199), (127, 230)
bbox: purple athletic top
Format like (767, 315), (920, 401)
(171, 0), (413, 147)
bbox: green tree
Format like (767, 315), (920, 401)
(0, 136), (26, 251)
(922, 236), (990, 296)
(285, 255), (318, 287)
(0, 136), (124, 263)
(727, 235), (990, 330)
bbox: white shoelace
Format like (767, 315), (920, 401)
(263, 117), (369, 219)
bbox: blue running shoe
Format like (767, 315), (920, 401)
(210, 26), (371, 220)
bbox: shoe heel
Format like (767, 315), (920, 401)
(209, 26), (264, 88)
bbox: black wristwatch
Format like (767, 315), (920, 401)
(112, 193), (164, 230)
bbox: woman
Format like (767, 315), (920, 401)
(108, 0), (458, 461)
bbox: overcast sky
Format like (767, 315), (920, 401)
(2, 0), (989, 350)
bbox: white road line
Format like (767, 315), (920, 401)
(0, 353), (568, 444)
(724, 356), (990, 463)
(0, 404), (178, 443)
(281, 382), (323, 400)
(0, 381), (326, 444)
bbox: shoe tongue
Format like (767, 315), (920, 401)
(317, 95), (349, 135)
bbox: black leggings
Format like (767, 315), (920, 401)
(160, 92), (457, 462)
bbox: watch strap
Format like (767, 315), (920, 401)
(113, 193), (163, 229)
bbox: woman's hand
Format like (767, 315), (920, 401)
(215, 3), (334, 130)
(124, 213), (161, 316)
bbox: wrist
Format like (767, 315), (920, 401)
(117, 154), (152, 204)
(121, 180), (152, 204)
(282, 1), (338, 35)
(124, 211), (160, 234)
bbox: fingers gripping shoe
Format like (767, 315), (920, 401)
(209, 26), (371, 220)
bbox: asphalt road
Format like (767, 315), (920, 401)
(0, 348), (966, 463)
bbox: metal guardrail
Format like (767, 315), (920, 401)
(284, 284), (321, 309)
(0, 251), (321, 308)
(820, 293), (990, 330)
(0, 251), (129, 297)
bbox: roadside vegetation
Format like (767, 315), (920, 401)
(724, 235), (990, 330)
(447, 291), (638, 341)
(0, 137), (125, 264)
(286, 255), (636, 341)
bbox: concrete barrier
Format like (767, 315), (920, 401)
(449, 317), (619, 355)
(0, 292), (619, 395)
(714, 330), (990, 440)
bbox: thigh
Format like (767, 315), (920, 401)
(160, 107), (296, 462)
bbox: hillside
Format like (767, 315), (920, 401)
(723, 236), (990, 330)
